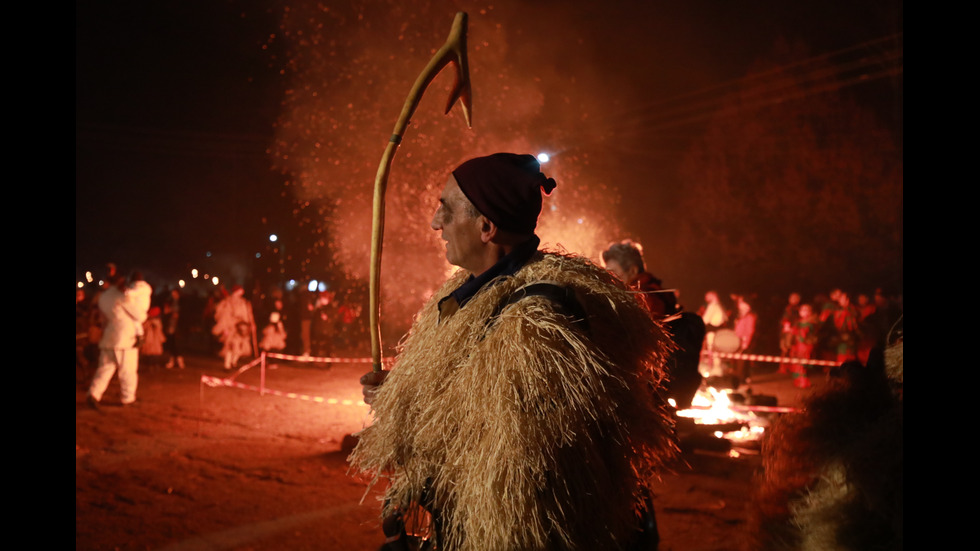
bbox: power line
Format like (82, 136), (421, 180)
(574, 33), (902, 152)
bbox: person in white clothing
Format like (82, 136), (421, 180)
(126, 271), (153, 345)
(700, 290), (728, 349)
(212, 285), (256, 370)
(87, 273), (146, 408)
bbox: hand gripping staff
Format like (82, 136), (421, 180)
(369, 12), (472, 373)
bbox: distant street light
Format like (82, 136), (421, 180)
(270, 233), (285, 285)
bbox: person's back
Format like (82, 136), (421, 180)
(352, 250), (677, 550)
(213, 286), (254, 369)
(128, 280), (152, 319)
(88, 274), (144, 407)
(99, 284), (139, 350)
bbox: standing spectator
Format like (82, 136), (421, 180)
(269, 297), (287, 348)
(203, 286), (225, 355)
(788, 303), (819, 388)
(601, 239), (679, 318)
(778, 292), (802, 373)
(601, 239), (703, 407)
(732, 296), (758, 385)
(299, 290), (315, 357)
(335, 291), (363, 356)
(700, 290), (728, 351)
(856, 293), (876, 322)
(311, 289), (338, 358)
(86, 271), (113, 366)
(832, 292), (861, 364)
(212, 285), (256, 370)
(859, 289), (900, 363)
(140, 306), (167, 366)
(259, 311), (288, 364)
(87, 273), (146, 408)
(816, 289), (842, 361)
(163, 288), (185, 369)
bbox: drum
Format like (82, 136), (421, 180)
(712, 328), (741, 353)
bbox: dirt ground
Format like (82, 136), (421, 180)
(76, 353), (820, 551)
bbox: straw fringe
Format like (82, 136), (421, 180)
(747, 339), (903, 551)
(349, 251), (678, 550)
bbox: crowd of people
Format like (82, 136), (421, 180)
(76, 267), (371, 392)
(691, 287), (903, 388)
(76, 260), (902, 413)
(75, 264), (903, 407)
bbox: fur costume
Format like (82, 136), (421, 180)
(349, 250), (679, 551)
(748, 323), (903, 551)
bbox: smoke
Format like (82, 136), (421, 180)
(269, 1), (635, 345)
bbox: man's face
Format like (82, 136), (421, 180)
(605, 259), (629, 282)
(605, 259), (638, 285)
(430, 175), (486, 273)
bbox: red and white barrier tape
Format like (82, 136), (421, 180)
(263, 352), (382, 364)
(262, 351), (839, 368)
(709, 351), (841, 367)
(200, 350), (835, 407)
(200, 374), (368, 407)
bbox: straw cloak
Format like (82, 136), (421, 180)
(349, 250), (679, 550)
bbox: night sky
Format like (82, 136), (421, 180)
(76, 1), (902, 315)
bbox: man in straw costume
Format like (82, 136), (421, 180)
(349, 153), (678, 551)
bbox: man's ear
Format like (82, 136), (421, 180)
(480, 216), (498, 244)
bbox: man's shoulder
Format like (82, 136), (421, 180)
(506, 252), (646, 316)
(518, 250), (604, 280)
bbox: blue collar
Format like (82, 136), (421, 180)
(439, 235), (540, 314)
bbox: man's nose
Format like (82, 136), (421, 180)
(430, 211), (442, 231)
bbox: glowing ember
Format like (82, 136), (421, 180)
(269, 3), (638, 348)
(675, 385), (771, 447)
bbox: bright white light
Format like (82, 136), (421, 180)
(211, 276), (219, 286)
(307, 280), (319, 292)
(537, 153), (550, 163)
(269, 234), (278, 242)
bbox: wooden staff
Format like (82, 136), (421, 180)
(370, 12), (473, 372)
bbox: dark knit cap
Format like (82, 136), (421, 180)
(452, 153), (557, 233)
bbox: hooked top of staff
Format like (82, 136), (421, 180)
(442, 12), (472, 128)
